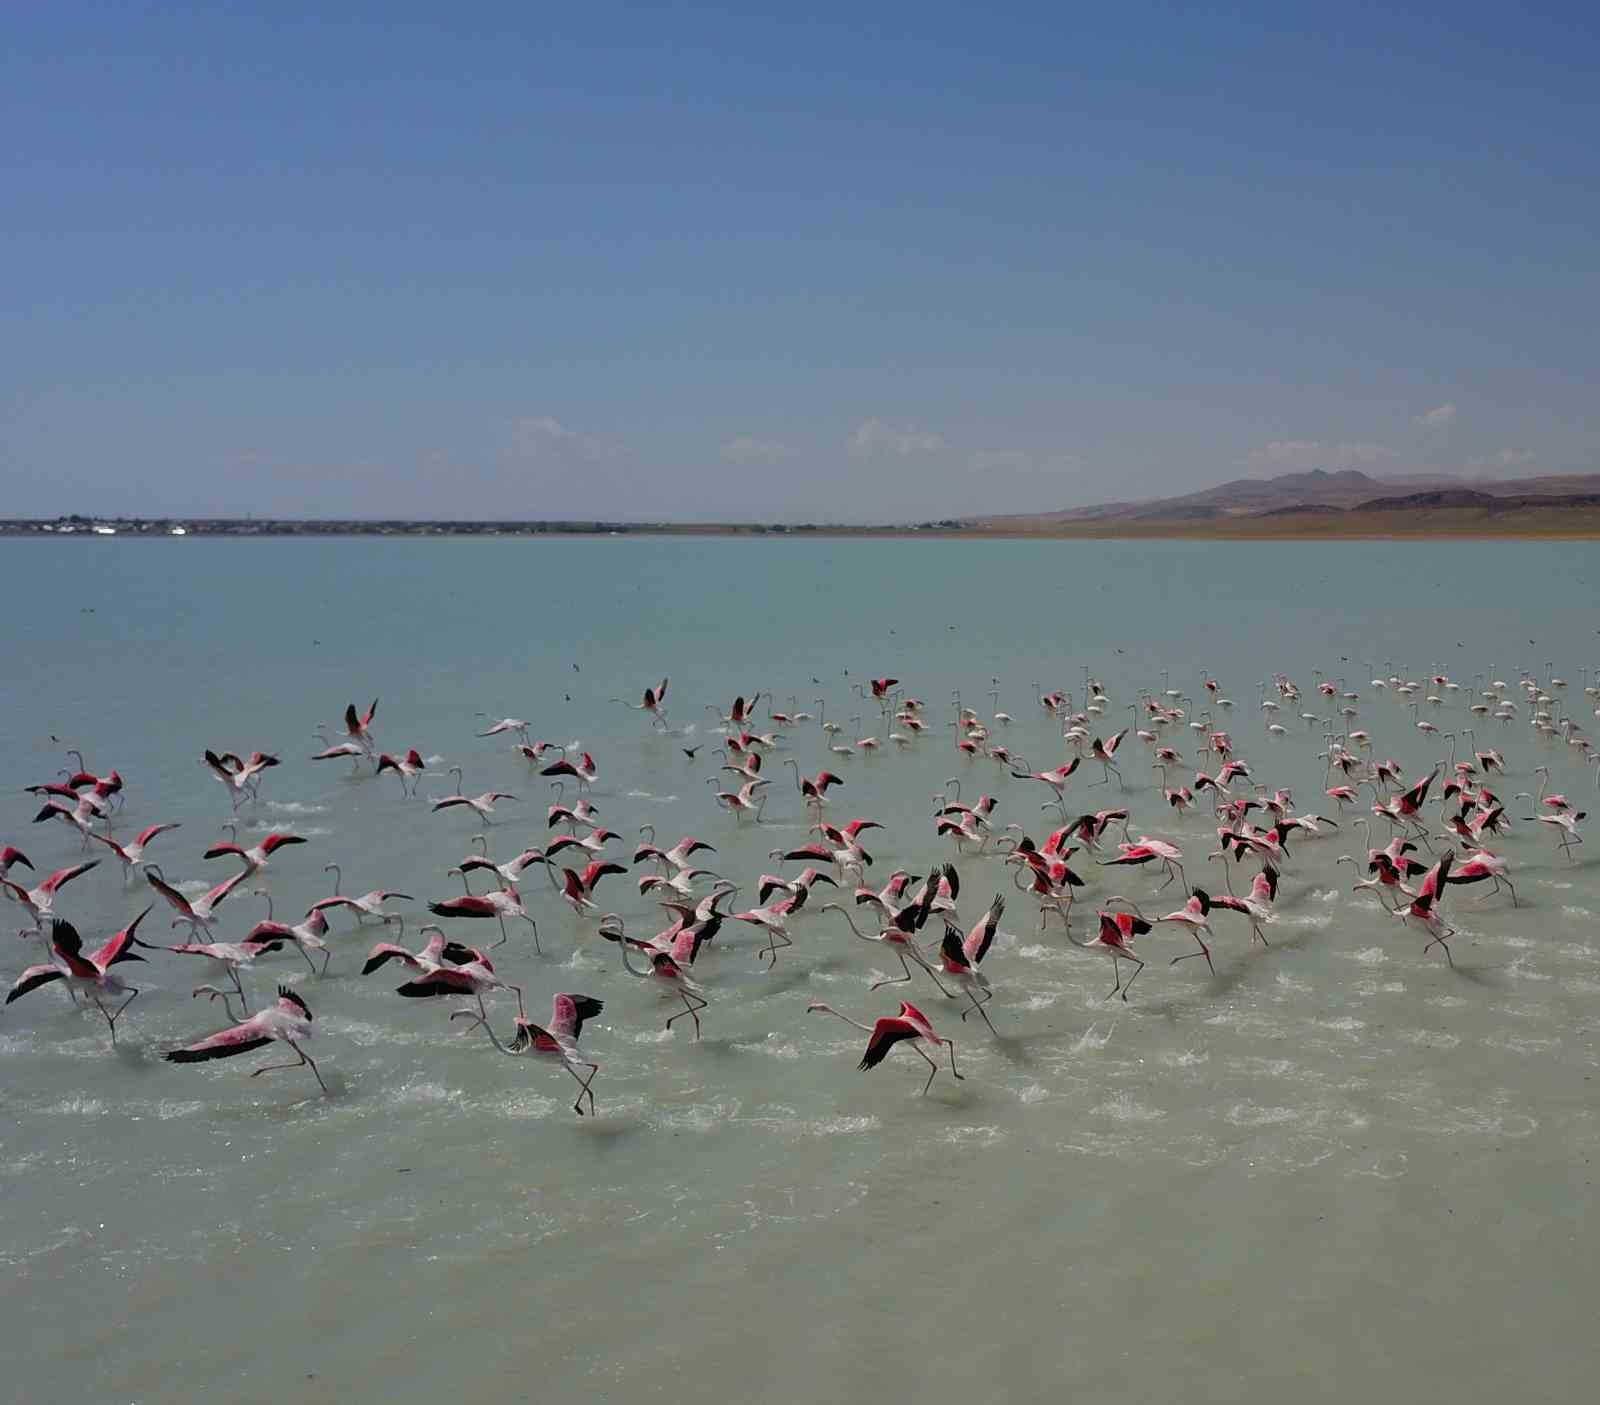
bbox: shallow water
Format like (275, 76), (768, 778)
(1, 536), (1597, 1403)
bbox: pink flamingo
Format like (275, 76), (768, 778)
(805, 1000), (963, 1096)
(88, 822), (182, 877)
(203, 827), (306, 874)
(166, 985), (328, 1095)
(3, 859), (100, 933)
(453, 993), (606, 1115)
(6, 915), (148, 1041)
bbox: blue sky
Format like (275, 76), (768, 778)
(4, 2), (1597, 520)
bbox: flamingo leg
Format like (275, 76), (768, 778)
(250, 1040), (330, 1094)
(1119, 955), (1145, 1002)
(914, 1042), (940, 1096)
(871, 952), (915, 991)
(566, 1061), (599, 1115)
(665, 988), (705, 1039)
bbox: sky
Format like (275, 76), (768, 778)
(4, 1), (1598, 521)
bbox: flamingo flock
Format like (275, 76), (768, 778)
(5, 660), (1596, 1109)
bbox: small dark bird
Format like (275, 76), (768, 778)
(683, 747), (701, 760)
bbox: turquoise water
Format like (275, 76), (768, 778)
(1, 536), (1597, 1403)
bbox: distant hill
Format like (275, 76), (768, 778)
(972, 468), (1600, 533)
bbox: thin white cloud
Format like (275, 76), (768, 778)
(1416, 403), (1457, 427)
(1239, 440), (1399, 474)
(850, 417), (944, 458)
(721, 436), (793, 466)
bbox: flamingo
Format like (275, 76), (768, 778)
(1445, 849), (1518, 907)
(375, 749), (427, 796)
(0, 846), (32, 880)
(709, 777), (768, 820)
(203, 828), (307, 874)
(244, 893), (335, 974)
(428, 881), (540, 951)
(602, 916), (708, 1037)
(430, 767), (516, 820)
(310, 864), (413, 924)
(1068, 910), (1150, 1001)
(542, 751), (598, 793)
(612, 677), (670, 727)
(361, 924), (476, 976)
(453, 993), (606, 1116)
(144, 863), (249, 941)
(553, 861), (628, 916)
(454, 840), (547, 889)
(342, 698), (380, 754)
(87, 822), (182, 877)
(805, 1000), (963, 1097)
(3, 859), (101, 934)
(201, 749), (279, 808)
(31, 795), (103, 845)
(5, 915), (148, 1042)
(155, 932), (287, 1016)
(549, 787), (604, 832)
(1089, 729), (1129, 787)
(311, 732), (369, 770)
(730, 899), (796, 967)
(392, 942), (525, 1025)
(937, 893), (1004, 1032)
(475, 716), (531, 742)
(633, 833), (718, 872)
(815, 900), (954, 996)
(165, 985), (328, 1095)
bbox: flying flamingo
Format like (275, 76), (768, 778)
(310, 864), (413, 924)
(31, 795), (102, 845)
(1068, 910), (1151, 1001)
(551, 860), (628, 916)
(805, 1000), (963, 1096)
(155, 932), (287, 1016)
(375, 749), (427, 796)
(937, 893), (1004, 1032)
(430, 767), (516, 820)
(165, 985), (328, 1095)
(245, 893), (335, 974)
(602, 916), (708, 1037)
(203, 827), (306, 874)
(311, 732), (368, 771)
(144, 863), (250, 941)
(612, 678), (670, 727)
(428, 882), (541, 951)
(88, 822), (182, 878)
(5, 915), (148, 1041)
(360, 924), (476, 976)
(815, 900), (955, 996)
(453, 993), (606, 1115)
(3, 859), (101, 934)
(0, 846), (32, 879)
(475, 716), (531, 743)
(391, 939), (525, 1024)
(542, 751), (598, 793)
(342, 699), (380, 754)
(1443, 849), (1517, 907)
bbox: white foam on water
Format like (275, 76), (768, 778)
(265, 801), (328, 815)
(1070, 1022), (1114, 1053)
(387, 1080), (460, 1107)
(1225, 1102), (1300, 1127)
(655, 1100), (738, 1133)
(1316, 1016), (1365, 1036)
(1016, 1082), (1051, 1103)
(1346, 947), (1387, 965)
(1312, 888), (1341, 904)
(42, 1096), (106, 1116)
(937, 1125), (1006, 1145)
(1275, 971), (1312, 993)
(1160, 1048), (1209, 1068)
(1561, 906), (1592, 919)
(1020, 991), (1062, 1010)
(495, 1091), (558, 1119)
(731, 1034), (802, 1060)
(1094, 1093), (1165, 1122)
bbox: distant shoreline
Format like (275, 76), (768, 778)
(5, 508), (1600, 541)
